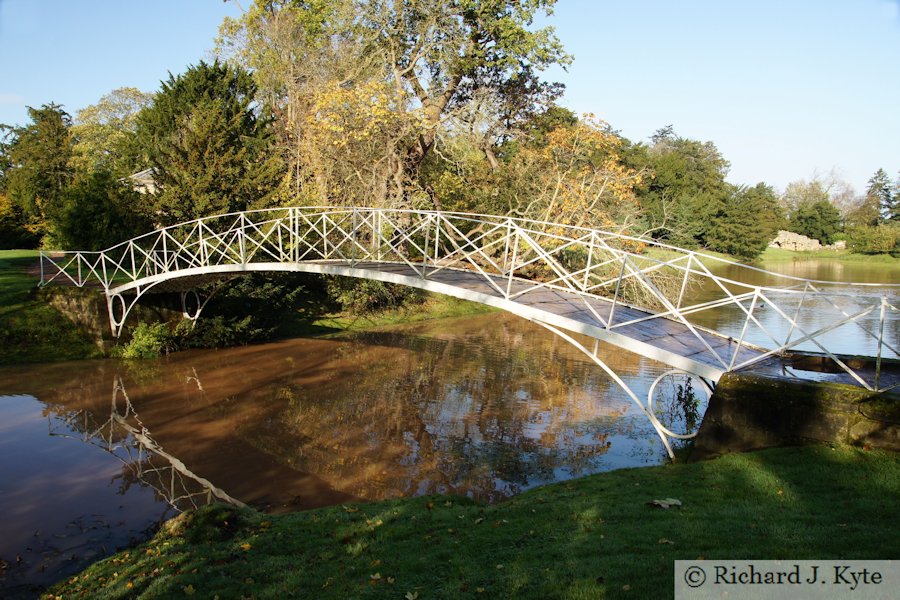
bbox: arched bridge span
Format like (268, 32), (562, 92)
(39, 207), (899, 456)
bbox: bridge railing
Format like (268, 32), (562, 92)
(40, 207), (899, 390)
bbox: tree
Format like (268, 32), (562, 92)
(134, 60), (282, 223)
(893, 172), (900, 221)
(781, 178), (830, 215)
(846, 222), (899, 255)
(0, 193), (39, 248)
(789, 199), (842, 244)
(53, 170), (151, 250)
(706, 183), (783, 260)
(632, 129), (732, 247)
(844, 193), (881, 228)
(864, 167), (894, 223)
(3, 104), (75, 238)
(70, 87), (154, 175)
(217, 0), (571, 206)
(489, 114), (645, 230)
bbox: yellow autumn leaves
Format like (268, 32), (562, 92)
(505, 114), (645, 232)
(306, 80), (426, 151)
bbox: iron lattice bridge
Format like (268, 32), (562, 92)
(39, 207), (899, 457)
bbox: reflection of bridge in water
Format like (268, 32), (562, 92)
(49, 376), (245, 511)
(39, 208), (899, 456)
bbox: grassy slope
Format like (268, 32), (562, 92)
(45, 445), (899, 600)
(758, 247), (899, 264)
(0, 250), (100, 364)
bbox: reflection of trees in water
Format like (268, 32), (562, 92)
(45, 378), (243, 512)
(5, 313), (672, 508)
(651, 375), (705, 439)
(234, 318), (640, 502)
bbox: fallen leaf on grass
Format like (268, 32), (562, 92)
(658, 538), (675, 545)
(646, 498), (682, 509)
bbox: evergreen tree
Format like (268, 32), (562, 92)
(706, 183), (783, 260)
(634, 129), (731, 247)
(53, 171), (151, 250)
(4, 104), (74, 236)
(866, 168), (893, 223)
(789, 199), (842, 244)
(890, 172), (900, 222)
(135, 60), (282, 224)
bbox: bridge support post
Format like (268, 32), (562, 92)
(179, 283), (229, 331)
(106, 291), (145, 338)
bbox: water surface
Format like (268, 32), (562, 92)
(0, 313), (675, 595)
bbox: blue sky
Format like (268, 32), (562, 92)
(1, 0), (898, 193)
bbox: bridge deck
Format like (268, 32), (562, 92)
(318, 261), (763, 379)
(85, 255), (894, 387)
(344, 262), (898, 388)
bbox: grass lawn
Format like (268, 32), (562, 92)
(44, 444), (899, 599)
(306, 294), (496, 335)
(759, 247), (898, 264)
(0, 250), (101, 364)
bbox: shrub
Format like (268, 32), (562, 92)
(845, 224), (900, 255)
(117, 321), (175, 359)
(324, 276), (425, 314)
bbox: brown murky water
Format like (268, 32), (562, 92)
(0, 313), (675, 596)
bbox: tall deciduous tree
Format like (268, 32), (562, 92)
(135, 61), (282, 224)
(490, 114), (645, 230)
(70, 87), (154, 175)
(217, 0), (570, 206)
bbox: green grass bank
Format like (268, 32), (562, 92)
(758, 246), (899, 264)
(0, 250), (101, 364)
(43, 445), (898, 599)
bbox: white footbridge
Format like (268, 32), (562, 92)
(39, 207), (899, 456)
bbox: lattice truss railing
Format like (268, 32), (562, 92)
(40, 207), (899, 391)
(48, 377), (245, 511)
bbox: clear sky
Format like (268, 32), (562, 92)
(1, 0), (898, 194)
